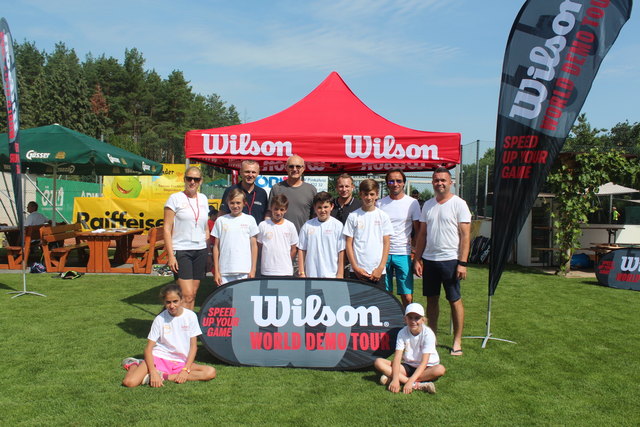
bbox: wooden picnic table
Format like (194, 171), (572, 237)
(76, 228), (144, 273)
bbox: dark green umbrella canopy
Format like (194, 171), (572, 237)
(0, 124), (163, 175)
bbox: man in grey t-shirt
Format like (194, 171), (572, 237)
(268, 155), (317, 232)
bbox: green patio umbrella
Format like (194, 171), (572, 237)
(0, 124), (163, 176)
(0, 124), (163, 223)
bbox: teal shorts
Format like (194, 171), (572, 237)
(384, 254), (413, 295)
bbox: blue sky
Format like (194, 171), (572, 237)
(4, 0), (639, 146)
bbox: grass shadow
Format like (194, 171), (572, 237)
(0, 280), (16, 290)
(121, 280), (173, 316)
(118, 317), (153, 339)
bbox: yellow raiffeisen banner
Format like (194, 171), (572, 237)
(102, 163), (195, 199)
(73, 197), (221, 232)
(76, 164), (221, 232)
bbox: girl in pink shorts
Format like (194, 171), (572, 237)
(121, 284), (216, 387)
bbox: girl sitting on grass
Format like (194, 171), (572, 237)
(121, 284), (216, 387)
(373, 303), (445, 394)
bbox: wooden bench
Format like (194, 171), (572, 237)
(6, 225), (44, 270)
(130, 226), (168, 274)
(40, 223), (89, 273)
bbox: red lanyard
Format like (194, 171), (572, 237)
(245, 190), (257, 215)
(185, 192), (200, 228)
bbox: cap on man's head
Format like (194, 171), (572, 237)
(404, 303), (425, 317)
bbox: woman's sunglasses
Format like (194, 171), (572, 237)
(185, 176), (202, 183)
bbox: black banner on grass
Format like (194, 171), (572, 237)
(199, 277), (404, 370)
(490, 0), (632, 295)
(595, 248), (640, 291)
(0, 17), (22, 229)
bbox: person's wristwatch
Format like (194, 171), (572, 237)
(458, 261), (468, 267)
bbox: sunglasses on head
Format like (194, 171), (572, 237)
(185, 176), (202, 183)
(287, 164), (304, 170)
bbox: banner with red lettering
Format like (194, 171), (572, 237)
(0, 18), (22, 229)
(490, 0), (632, 294)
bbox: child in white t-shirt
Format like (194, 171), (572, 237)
(298, 191), (345, 278)
(121, 284), (216, 387)
(258, 194), (298, 276)
(212, 188), (259, 285)
(343, 179), (393, 287)
(373, 303), (445, 394)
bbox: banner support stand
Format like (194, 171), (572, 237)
(7, 169), (46, 299)
(463, 295), (514, 348)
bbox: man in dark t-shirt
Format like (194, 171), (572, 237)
(331, 173), (361, 224)
(219, 160), (268, 224)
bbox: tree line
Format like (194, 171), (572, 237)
(0, 41), (240, 163)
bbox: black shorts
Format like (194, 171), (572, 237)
(422, 259), (461, 302)
(360, 274), (386, 289)
(401, 363), (417, 377)
(174, 249), (208, 281)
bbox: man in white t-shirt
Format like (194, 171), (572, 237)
(413, 167), (471, 356)
(377, 169), (421, 307)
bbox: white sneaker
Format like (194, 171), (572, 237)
(379, 375), (389, 385)
(142, 371), (166, 385)
(414, 381), (436, 394)
(121, 357), (142, 370)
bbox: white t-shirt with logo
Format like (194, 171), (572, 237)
(257, 218), (298, 276)
(420, 195), (472, 261)
(377, 194), (421, 255)
(343, 208), (393, 274)
(395, 324), (440, 367)
(148, 308), (201, 363)
(298, 216), (345, 278)
(212, 213), (259, 274)
(165, 192), (209, 250)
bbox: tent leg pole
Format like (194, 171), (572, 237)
(463, 294), (515, 348)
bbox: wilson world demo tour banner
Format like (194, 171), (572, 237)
(490, 0), (632, 294)
(595, 248), (640, 291)
(0, 18), (22, 229)
(199, 278), (404, 370)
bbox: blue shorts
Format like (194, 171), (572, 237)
(384, 255), (414, 295)
(422, 259), (461, 302)
(174, 249), (208, 281)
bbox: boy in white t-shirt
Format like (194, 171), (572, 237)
(258, 195), (298, 276)
(373, 303), (445, 394)
(298, 191), (345, 278)
(212, 188), (259, 285)
(343, 179), (393, 288)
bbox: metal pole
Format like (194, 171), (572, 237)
(463, 294), (515, 348)
(474, 140), (480, 216)
(484, 164), (489, 216)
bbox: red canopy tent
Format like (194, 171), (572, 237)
(185, 72), (460, 174)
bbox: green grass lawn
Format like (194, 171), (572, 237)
(0, 266), (638, 426)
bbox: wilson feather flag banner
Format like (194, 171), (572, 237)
(490, 0), (632, 294)
(0, 18), (22, 229)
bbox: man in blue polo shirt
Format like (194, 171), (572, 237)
(219, 160), (268, 224)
